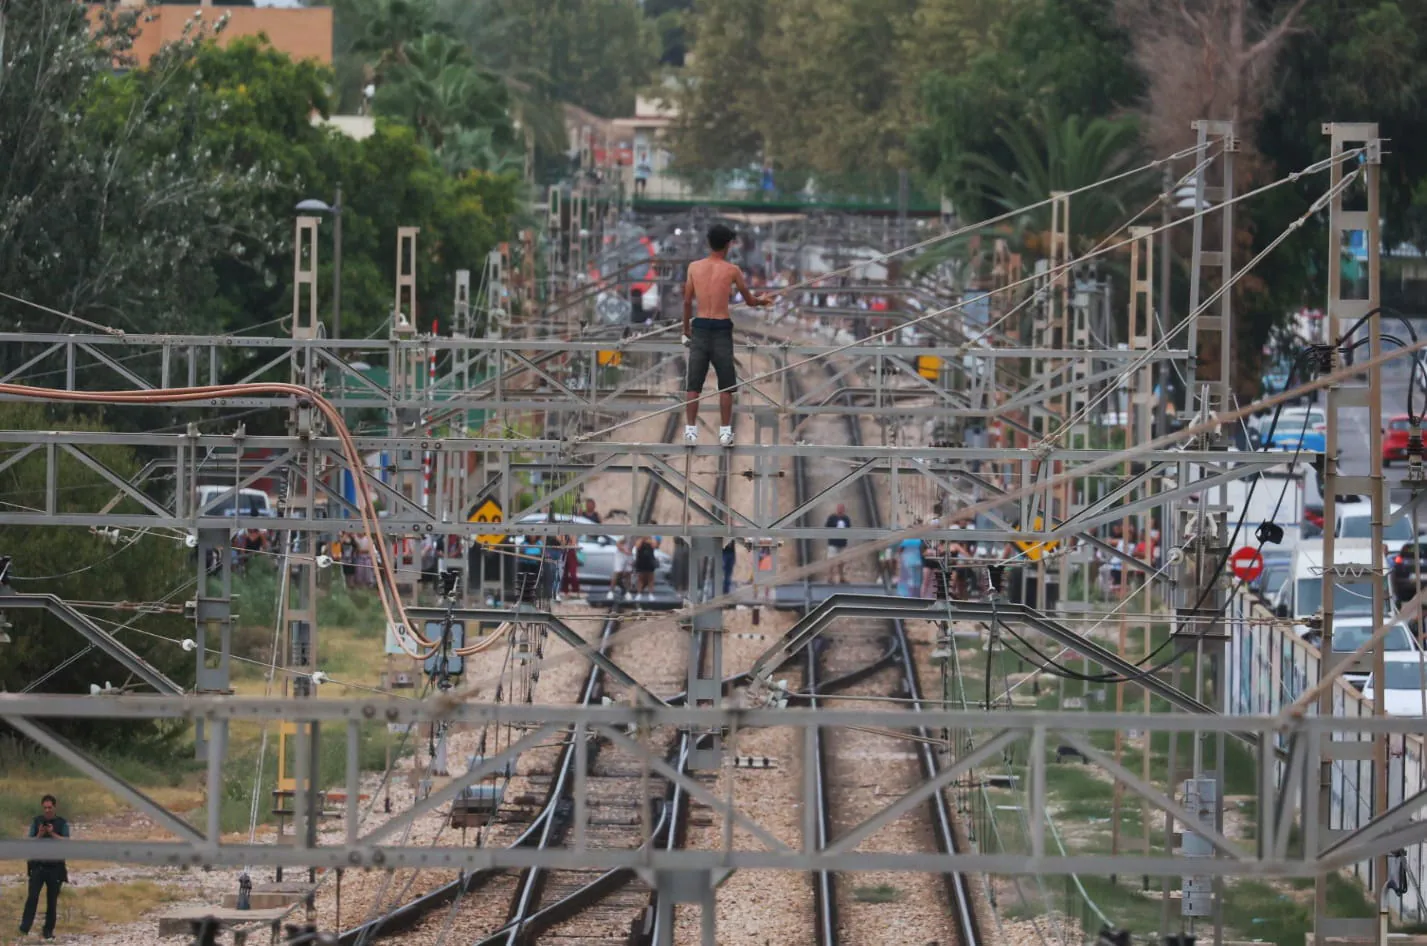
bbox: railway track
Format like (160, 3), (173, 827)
(341, 408), (747, 945)
(784, 358), (984, 946)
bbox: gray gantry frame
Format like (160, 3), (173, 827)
(0, 692), (1422, 880)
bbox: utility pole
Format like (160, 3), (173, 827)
(332, 184), (343, 341)
(1315, 121), (1386, 946)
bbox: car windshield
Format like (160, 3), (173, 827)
(1339, 513), (1415, 541)
(1391, 419), (1412, 431)
(1262, 564), (1289, 591)
(1276, 411), (1323, 430)
(1295, 578), (1379, 618)
(1381, 662), (1427, 690)
(1334, 623), (1414, 652)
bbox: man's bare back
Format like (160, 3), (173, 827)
(686, 257), (752, 320)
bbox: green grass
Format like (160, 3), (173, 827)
(0, 879), (186, 942)
(951, 611), (1397, 943)
(0, 738), (203, 840)
(852, 884), (904, 903)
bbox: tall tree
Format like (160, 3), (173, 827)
(0, 2), (267, 335)
(372, 33), (512, 152)
(1114, 0), (1312, 157)
(667, 0), (769, 170)
(913, 0), (1143, 216)
(447, 0), (658, 118)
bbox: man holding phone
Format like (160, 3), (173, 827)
(20, 794), (70, 939)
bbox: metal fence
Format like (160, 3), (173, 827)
(1225, 592), (1427, 919)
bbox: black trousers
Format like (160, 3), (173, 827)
(21, 873), (62, 935)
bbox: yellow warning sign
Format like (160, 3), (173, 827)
(1014, 516), (1060, 562)
(916, 355), (943, 381)
(468, 498), (504, 547)
(597, 350), (622, 367)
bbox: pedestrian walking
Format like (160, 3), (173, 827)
(634, 152), (652, 196)
(824, 503), (851, 583)
(606, 537), (632, 600)
(897, 533), (924, 598)
(634, 536), (658, 601)
(682, 224), (772, 447)
(561, 533), (582, 598)
(722, 540), (736, 596)
(20, 795), (69, 940)
(671, 537), (690, 593)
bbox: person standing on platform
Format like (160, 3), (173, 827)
(19, 795), (69, 940)
(682, 224), (771, 447)
(825, 504), (851, 583)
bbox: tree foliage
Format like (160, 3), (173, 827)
(0, 403), (195, 754)
(0, 2), (522, 342)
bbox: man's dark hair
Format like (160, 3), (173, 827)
(41, 794), (56, 806)
(932, 503), (943, 516)
(707, 224), (736, 252)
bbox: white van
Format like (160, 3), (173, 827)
(1272, 542), (1393, 636)
(195, 485), (275, 518)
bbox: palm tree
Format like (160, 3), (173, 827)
(372, 34), (510, 149)
(351, 0), (449, 82)
(948, 108), (1151, 255)
(439, 127), (524, 175)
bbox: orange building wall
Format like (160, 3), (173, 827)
(89, 6), (333, 67)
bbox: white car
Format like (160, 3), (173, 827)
(511, 514), (673, 588)
(1305, 617), (1420, 690)
(1360, 653), (1427, 717)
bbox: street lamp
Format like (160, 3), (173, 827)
(296, 185), (343, 340)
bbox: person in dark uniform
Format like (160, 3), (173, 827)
(20, 794), (69, 940)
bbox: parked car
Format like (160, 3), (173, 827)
(509, 514), (673, 590)
(1383, 414), (1415, 466)
(1248, 549), (1292, 597)
(1264, 408), (1326, 454)
(1391, 541), (1427, 604)
(1273, 543), (1393, 636)
(1361, 654), (1427, 716)
(1302, 617), (1420, 690)
(195, 485), (275, 518)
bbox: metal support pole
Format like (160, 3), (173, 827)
(1315, 120), (1385, 946)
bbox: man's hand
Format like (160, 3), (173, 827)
(751, 292), (774, 308)
(681, 334), (691, 347)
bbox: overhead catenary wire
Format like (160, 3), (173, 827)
(575, 146), (1365, 446)
(440, 334), (1427, 704)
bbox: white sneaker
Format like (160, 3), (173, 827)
(684, 425), (699, 444)
(605, 590), (615, 601)
(719, 426), (734, 447)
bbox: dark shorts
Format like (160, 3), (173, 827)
(685, 319), (736, 393)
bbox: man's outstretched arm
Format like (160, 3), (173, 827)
(733, 270), (770, 307)
(682, 273), (695, 339)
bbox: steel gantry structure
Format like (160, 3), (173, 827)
(0, 117), (1415, 946)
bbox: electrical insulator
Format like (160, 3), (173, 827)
(1097, 927), (1131, 946)
(236, 872), (252, 910)
(1311, 344), (1335, 375)
(1406, 424), (1425, 485)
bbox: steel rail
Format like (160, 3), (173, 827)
(816, 358), (984, 946)
(338, 412), (682, 946)
(787, 357), (841, 946)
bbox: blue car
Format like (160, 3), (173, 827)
(1266, 411), (1325, 454)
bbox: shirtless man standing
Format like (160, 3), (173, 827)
(682, 224), (771, 446)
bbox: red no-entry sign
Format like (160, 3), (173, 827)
(1229, 547), (1265, 582)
